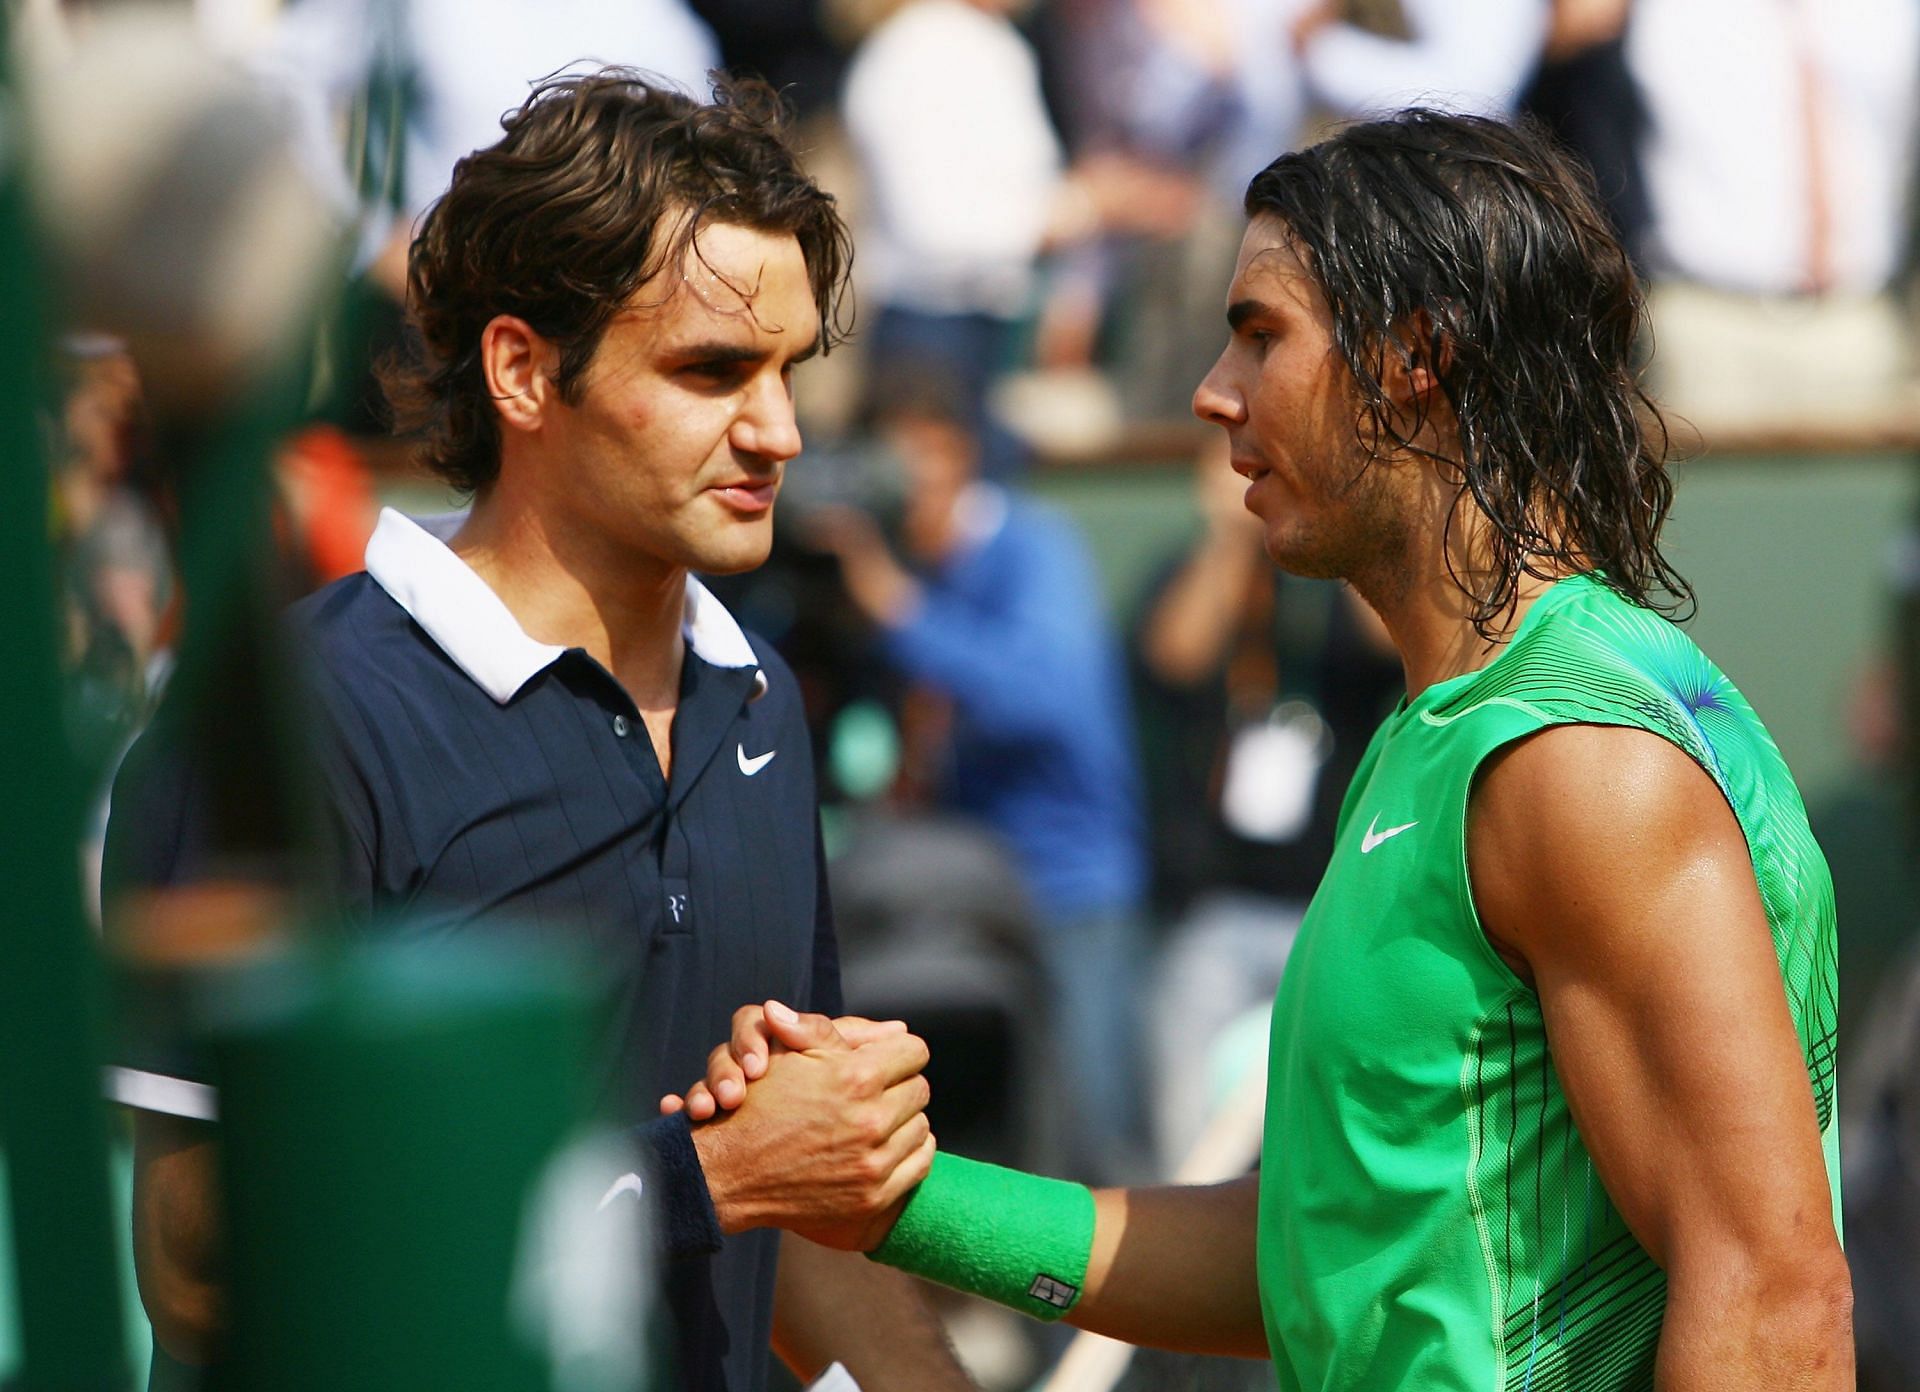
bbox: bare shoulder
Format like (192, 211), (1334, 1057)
(1468, 723), (1755, 978)
(1471, 722), (1739, 849)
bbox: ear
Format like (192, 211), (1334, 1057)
(480, 315), (558, 435)
(1382, 308), (1449, 412)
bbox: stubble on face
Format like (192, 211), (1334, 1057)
(1285, 442), (1417, 610)
(1224, 227), (1419, 605)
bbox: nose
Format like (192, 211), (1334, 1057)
(733, 372), (804, 464)
(1192, 350), (1245, 428)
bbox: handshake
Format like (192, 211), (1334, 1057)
(662, 1001), (936, 1253)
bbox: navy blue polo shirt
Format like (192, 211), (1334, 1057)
(106, 508), (841, 1392)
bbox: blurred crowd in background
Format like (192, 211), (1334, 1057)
(20, 0), (1920, 1386)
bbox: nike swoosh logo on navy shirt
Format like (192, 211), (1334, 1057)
(737, 745), (777, 777)
(1360, 813), (1418, 854)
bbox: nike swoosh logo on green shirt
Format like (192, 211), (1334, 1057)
(1361, 813), (1419, 854)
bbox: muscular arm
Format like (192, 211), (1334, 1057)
(1071, 1176), (1267, 1357)
(774, 1185), (1268, 1379)
(131, 1113), (223, 1364)
(675, 1007), (1268, 1360)
(773, 1235), (975, 1390)
(1469, 725), (1850, 1390)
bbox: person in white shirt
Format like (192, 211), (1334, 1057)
(1109, 0), (1548, 201)
(272, 0), (722, 294)
(1075, 0), (1549, 424)
(842, 0), (1066, 329)
(1290, 0), (1549, 127)
(1627, 0), (1920, 430)
(840, 0), (1194, 466)
(841, 0), (1076, 454)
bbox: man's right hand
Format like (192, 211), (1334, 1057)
(682, 1001), (935, 1252)
(663, 1001), (911, 1119)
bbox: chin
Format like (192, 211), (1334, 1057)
(687, 533), (775, 577)
(1263, 531), (1345, 582)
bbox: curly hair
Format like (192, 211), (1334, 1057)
(384, 68), (853, 493)
(1243, 109), (1691, 635)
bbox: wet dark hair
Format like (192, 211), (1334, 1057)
(385, 68), (853, 493)
(1243, 109), (1691, 634)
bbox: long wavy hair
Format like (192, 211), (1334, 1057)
(1243, 109), (1691, 634)
(385, 69), (853, 494)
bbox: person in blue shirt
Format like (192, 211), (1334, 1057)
(805, 365), (1151, 1179)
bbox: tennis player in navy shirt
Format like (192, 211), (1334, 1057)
(108, 70), (971, 1392)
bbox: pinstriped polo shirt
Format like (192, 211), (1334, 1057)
(106, 508), (841, 1392)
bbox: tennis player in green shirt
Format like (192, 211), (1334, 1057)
(672, 109), (1850, 1390)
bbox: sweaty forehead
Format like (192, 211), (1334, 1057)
(1230, 215), (1312, 296)
(1226, 215), (1329, 322)
(629, 221), (820, 345)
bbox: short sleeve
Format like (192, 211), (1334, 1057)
(100, 719), (222, 1097)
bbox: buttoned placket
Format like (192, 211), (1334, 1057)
(567, 647), (761, 941)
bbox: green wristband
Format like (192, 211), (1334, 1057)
(867, 1152), (1095, 1320)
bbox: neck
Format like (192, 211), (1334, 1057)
(1347, 486), (1561, 701)
(449, 486), (686, 711)
(1361, 568), (1558, 702)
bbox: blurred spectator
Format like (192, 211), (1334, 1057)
(1076, 0), (1548, 422)
(1130, 439), (1400, 1165)
(1290, 0), (1549, 123)
(1043, 0), (1304, 421)
(1519, 0), (1649, 259)
(43, 332), (378, 936)
(48, 339), (174, 781)
(270, 0), (722, 438)
(839, 0), (1072, 410)
(1088, 0), (1307, 204)
(50, 336), (156, 540)
(687, 0), (846, 117)
(803, 364), (1151, 1180)
(275, 0), (720, 275)
(275, 426), (380, 588)
(1628, 0), (1920, 430)
(1086, 0), (1546, 200)
(839, 0), (1195, 468)
(41, 339), (176, 932)
(64, 493), (174, 779)
(1842, 939), (1920, 1390)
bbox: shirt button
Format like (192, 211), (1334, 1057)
(612, 715), (631, 738)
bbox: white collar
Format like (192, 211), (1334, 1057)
(363, 507), (765, 705)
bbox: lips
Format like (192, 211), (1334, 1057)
(709, 481), (778, 514)
(1234, 454), (1277, 516)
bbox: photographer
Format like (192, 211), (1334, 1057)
(801, 365), (1150, 1182)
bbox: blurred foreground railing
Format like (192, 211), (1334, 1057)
(0, 11), (654, 1389)
(0, 4), (134, 1385)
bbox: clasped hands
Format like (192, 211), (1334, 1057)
(665, 1000), (934, 1253)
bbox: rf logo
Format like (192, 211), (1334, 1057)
(667, 893), (688, 924)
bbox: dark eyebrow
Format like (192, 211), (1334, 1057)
(677, 331), (823, 367)
(675, 341), (767, 367)
(1226, 299), (1269, 332)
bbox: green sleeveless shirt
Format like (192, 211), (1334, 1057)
(1256, 574), (1840, 1391)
